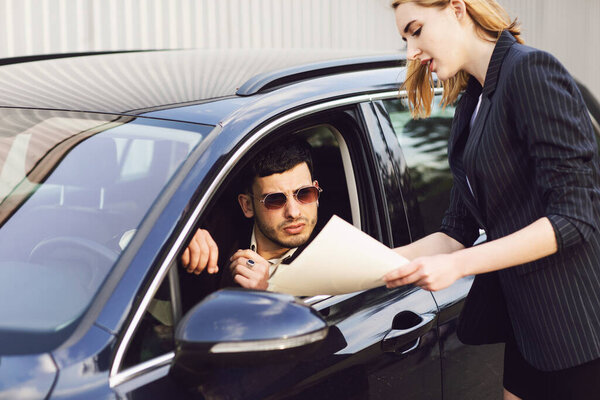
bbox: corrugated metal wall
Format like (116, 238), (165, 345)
(0, 0), (401, 54)
(0, 0), (599, 97)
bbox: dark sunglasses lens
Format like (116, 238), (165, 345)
(263, 193), (287, 209)
(296, 187), (319, 204)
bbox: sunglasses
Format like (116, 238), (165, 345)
(254, 184), (323, 210)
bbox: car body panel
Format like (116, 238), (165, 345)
(0, 353), (57, 400)
(49, 325), (116, 399)
(140, 96), (252, 126)
(430, 277), (505, 400)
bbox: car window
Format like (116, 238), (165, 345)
(381, 95), (456, 239)
(122, 276), (176, 369)
(172, 123), (357, 316)
(0, 109), (209, 353)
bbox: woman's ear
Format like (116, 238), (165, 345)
(238, 194), (255, 218)
(449, 0), (467, 20)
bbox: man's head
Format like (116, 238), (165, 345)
(238, 139), (320, 255)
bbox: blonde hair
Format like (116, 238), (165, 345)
(391, 0), (523, 118)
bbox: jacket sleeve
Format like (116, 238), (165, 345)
(439, 184), (480, 248)
(508, 50), (599, 251)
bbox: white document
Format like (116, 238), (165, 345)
(268, 215), (409, 296)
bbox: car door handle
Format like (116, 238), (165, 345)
(381, 312), (437, 354)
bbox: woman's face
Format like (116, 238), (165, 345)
(394, 1), (466, 81)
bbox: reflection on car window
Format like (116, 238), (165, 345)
(123, 279), (175, 369)
(0, 109), (208, 347)
(118, 138), (154, 180)
(383, 96), (456, 239)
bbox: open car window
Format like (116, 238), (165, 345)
(175, 123), (358, 315)
(118, 103), (394, 378)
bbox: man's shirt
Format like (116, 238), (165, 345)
(249, 229), (297, 278)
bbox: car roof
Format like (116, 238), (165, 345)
(0, 48), (405, 116)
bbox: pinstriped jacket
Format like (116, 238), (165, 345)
(441, 31), (600, 371)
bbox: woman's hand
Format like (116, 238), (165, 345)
(383, 253), (465, 291)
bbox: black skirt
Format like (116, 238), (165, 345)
(503, 335), (600, 399)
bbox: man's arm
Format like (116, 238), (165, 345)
(182, 229), (271, 290)
(181, 229), (219, 274)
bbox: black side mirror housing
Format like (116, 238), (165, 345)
(173, 288), (328, 375)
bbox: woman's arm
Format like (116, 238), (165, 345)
(455, 217), (557, 276)
(394, 231), (465, 260)
(384, 217), (557, 291)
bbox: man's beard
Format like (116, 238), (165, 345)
(255, 216), (317, 249)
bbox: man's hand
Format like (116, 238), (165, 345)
(229, 249), (270, 290)
(181, 229), (219, 275)
(383, 253), (464, 292)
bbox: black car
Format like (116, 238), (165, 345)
(0, 49), (598, 400)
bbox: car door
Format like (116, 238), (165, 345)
(199, 103), (442, 399)
(371, 93), (505, 400)
(109, 101), (443, 400)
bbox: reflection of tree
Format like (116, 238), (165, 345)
(402, 117), (453, 238)
(404, 117), (451, 163)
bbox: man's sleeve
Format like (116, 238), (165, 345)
(508, 50), (599, 251)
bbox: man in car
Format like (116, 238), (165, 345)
(181, 138), (322, 291)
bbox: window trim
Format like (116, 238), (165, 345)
(299, 123), (361, 228)
(108, 90), (403, 389)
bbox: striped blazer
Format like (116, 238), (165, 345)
(441, 31), (600, 371)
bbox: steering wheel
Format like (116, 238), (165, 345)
(29, 236), (119, 266)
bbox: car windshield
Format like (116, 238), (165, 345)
(0, 109), (209, 351)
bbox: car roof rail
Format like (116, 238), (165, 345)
(0, 49), (168, 67)
(236, 54), (405, 96)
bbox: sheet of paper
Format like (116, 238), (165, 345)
(268, 215), (409, 296)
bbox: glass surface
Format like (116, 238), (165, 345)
(0, 109), (208, 339)
(123, 279), (174, 369)
(383, 96), (456, 238)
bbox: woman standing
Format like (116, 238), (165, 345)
(384, 0), (600, 399)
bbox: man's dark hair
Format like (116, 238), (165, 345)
(241, 138), (313, 193)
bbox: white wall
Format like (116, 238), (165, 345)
(499, 0), (600, 102)
(0, 0), (400, 54)
(1, 0), (598, 97)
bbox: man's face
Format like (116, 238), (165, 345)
(240, 162), (318, 253)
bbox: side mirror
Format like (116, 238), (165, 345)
(173, 288), (328, 374)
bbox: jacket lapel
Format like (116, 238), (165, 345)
(447, 31), (517, 230)
(448, 79), (481, 158)
(462, 96), (491, 203)
(452, 153), (488, 230)
(462, 31), (517, 208)
(448, 78), (485, 228)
